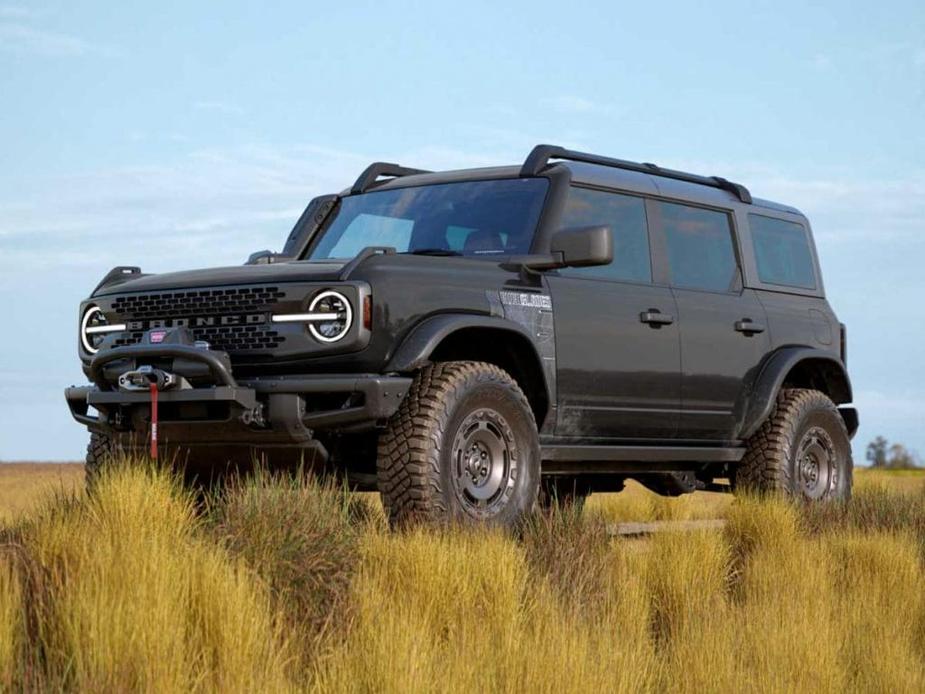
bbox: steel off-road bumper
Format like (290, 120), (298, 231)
(65, 343), (412, 453)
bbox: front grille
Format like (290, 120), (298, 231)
(108, 285), (288, 353)
(112, 326), (285, 352)
(111, 286), (286, 319)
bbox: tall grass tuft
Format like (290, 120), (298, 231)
(207, 470), (363, 673)
(801, 482), (925, 556)
(725, 497), (845, 691)
(7, 464), (292, 692)
(314, 526), (527, 692)
(641, 530), (736, 692)
(315, 522), (659, 693)
(829, 530), (925, 690)
(520, 503), (614, 613)
(0, 555), (21, 691)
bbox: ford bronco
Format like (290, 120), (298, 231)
(66, 145), (857, 525)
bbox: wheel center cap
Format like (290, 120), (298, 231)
(466, 443), (490, 482)
(802, 456), (819, 485)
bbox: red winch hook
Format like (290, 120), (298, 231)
(149, 381), (159, 459)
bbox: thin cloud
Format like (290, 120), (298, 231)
(0, 5), (37, 19)
(0, 20), (114, 57)
(0, 144), (364, 275)
(852, 389), (925, 455)
(541, 95), (603, 115)
(810, 53), (832, 70)
(193, 100), (246, 116)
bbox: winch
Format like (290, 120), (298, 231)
(117, 364), (178, 392)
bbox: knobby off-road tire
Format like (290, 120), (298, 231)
(736, 388), (852, 501)
(377, 361), (540, 527)
(85, 431), (120, 492)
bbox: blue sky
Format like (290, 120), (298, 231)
(0, 0), (923, 460)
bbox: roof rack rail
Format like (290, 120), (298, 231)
(351, 162), (431, 195)
(520, 144), (752, 204)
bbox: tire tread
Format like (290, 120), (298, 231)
(737, 388), (852, 498)
(377, 361), (535, 525)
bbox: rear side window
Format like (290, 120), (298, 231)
(749, 214), (817, 289)
(656, 201), (738, 292)
(558, 187), (651, 283)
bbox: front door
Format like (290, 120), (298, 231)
(546, 186), (681, 440)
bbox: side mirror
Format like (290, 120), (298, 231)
(246, 250), (288, 265)
(550, 224), (612, 268)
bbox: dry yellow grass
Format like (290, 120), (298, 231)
(0, 557), (20, 691)
(2, 466), (293, 692)
(0, 464), (923, 692)
(587, 467), (925, 523)
(0, 463), (83, 524)
(314, 527), (657, 693)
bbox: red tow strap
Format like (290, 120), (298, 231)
(149, 382), (159, 459)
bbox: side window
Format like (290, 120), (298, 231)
(749, 214), (817, 289)
(656, 201), (738, 292)
(558, 187), (651, 283)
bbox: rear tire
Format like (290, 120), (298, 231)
(377, 361), (540, 527)
(736, 388), (852, 501)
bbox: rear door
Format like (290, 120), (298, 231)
(546, 186), (681, 440)
(648, 199), (770, 441)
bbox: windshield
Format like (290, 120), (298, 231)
(307, 178), (549, 260)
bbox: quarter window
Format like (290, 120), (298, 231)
(558, 187), (651, 283)
(749, 214), (817, 289)
(657, 201), (738, 292)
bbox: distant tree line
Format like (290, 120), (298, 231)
(865, 436), (921, 469)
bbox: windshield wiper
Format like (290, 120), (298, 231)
(406, 248), (463, 257)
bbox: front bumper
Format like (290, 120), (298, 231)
(66, 367), (412, 447)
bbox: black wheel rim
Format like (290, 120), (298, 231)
(795, 425), (838, 500)
(450, 407), (518, 518)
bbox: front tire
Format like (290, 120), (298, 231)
(377, 362), (540, 527)
(736, 388), (852, 501)
(85, 431), (121, 492)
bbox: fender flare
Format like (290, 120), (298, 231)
(738, 346), (853, 440)
(387, 313), (539, 371)
(385, 312), (553, 404)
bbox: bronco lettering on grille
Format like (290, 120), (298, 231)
(126, 314), (269, 331)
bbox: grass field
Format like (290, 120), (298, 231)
(1, 463), (924, 692)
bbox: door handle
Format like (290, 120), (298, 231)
(734, 319), (766, 335)
(640, 310), (674, 326)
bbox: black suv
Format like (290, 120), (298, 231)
(66, 145), (857, 524)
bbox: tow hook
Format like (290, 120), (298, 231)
(240, 405), (266, 428)
(118, 365), (177, 392)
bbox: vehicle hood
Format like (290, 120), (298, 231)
(92, 260), (348, 296)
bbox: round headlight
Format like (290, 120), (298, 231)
(307, 290), (352, 343)
(80, 306), (125, 354)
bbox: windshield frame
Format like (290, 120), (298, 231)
(301, 176), (556, 261)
